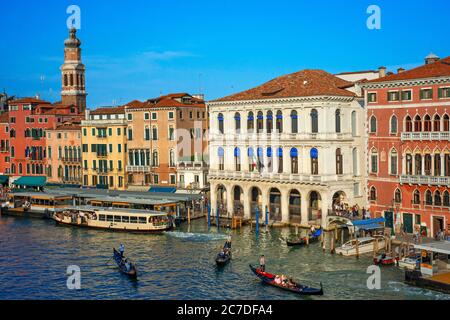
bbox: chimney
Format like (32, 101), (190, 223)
(425, 53), (440, 65)
(378, 66), (386, 78)
(387, 72), (394, 76)
(397, 68), (405, 74)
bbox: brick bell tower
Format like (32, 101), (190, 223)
(61, 28), (87, 111)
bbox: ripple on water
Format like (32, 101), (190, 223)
(0, 216), (448, 300)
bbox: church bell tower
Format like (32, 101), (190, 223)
(61, 28), (87, 111)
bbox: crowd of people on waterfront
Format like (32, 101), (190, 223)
(332, 202), (372, 221)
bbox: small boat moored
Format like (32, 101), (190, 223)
(335, 236), (386, 257)
(249, 265), (323, 296)
(286, 229), (322, 247)
(373, 253), (395, 266)
(398, 254), (421, 270)
(113, 248), (137, 279)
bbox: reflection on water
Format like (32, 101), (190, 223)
(0, 216), (448, 300)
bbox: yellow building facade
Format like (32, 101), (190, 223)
(81, 107), (127, 190)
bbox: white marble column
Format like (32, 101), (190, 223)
(243, 186), (251, 219)
(281, 188), (290, 223)
(301, 190), (309, 225)
(226, 184), (234, 217)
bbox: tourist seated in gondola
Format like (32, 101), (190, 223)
(124, 259), (131, 272)
(224, 235), (232, 250)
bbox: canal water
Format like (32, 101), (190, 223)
(0, 215), (448, 300)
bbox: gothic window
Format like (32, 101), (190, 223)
(415, 154), (422, 175)
(434, 154), (441, 176)
(434, 191), (442, 206)
(434, 114), (441, 131)
(424, 154), (432, 175)
(370, 187), (377, 201)
(424, 115), (432, 132)
(390, 115), (398, 134)
(406, 154), (413, 175)
(394, 189), (402, 203)
(414, 115), (422, 132)
(405, 116), (412, 132)
(443, 191), (450, 207)
(390, 149), (398, 175)
(371, 149), (378, 173)
(336, 148), (343, 175)
(291, 111), (298, 134)
(425, 190), (433, 205)
(370, 116), (377, 133)
(443, 114), (449, 131)
(311, 109), (318, 133)
(413, 190), (421, 205)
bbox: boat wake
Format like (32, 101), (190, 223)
(165, 231), (228, 242)
(387, 281), (450, 300)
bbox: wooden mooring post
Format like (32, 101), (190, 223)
(188, 207), (191, 225)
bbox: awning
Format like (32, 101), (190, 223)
(352, 217), (386, 231)
(0, 175), (9, 184)
(149, 187), (177, 193)
(14, 176), (47, 187)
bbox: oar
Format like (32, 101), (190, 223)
(105, 256), (114, 265)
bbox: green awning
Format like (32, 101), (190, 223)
(0, 175), (8, 184)
(14, 176), (47, 187)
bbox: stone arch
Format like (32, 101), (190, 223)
(232, 185), (244, 216)
(308, 191), (322, 222)
(216, 184), (227, 215)
(332, 191), (348, 215)
(249, 186), (262, 219)
(288, 189), (302, 223)
(269, 188), (282, 221)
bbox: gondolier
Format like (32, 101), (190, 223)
(119, 244), (125, 257)
(259, 255), (266, 272)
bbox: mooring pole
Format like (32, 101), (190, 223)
(255, 206), (260, 236)
(217, 205), (220, 230)
(207, 203), (211, 229)
(265, 206), (269, 227)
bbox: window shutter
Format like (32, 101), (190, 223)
(438, 88), (442, 98)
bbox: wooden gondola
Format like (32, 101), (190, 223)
(216, 251), (231, 266)
(113, 248), (138, 279)
(286, 229), (322, 247)
(249, 265), (323, 295)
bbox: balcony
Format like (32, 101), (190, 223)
(400, 175), (450, 186)
(401, 132), (450, 141)
(210, 132), (354, 143)
(96, 153), (108, 158)
(61, 157), (81, 163)
(126, 165), (151, 173)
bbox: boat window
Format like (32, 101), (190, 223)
(122, 216), (130, 223)
(114, 216), (122, 223)
(130, 217), (138, 224)
(106, 215), (113, 222)
(138, 217), (147, 224)
(99, 214), (106, 221)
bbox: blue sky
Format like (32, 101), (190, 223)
(1, 0), (449, 108)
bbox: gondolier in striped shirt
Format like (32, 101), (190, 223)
(119, 244), (125, 258)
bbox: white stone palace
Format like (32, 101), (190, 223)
(207, 69), (369, 227)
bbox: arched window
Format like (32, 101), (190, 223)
(11, 164), (16, 174)
(10, 129), (15, 138)
(218, 147), (224, 171)
(434, 190), (442, 206)
(248, 148), (255, 172)
(257, 147), (264, 173)
(390, 149), (398, 175)
(406, 154), (413, 175)
(290, 148), (298, 174)
(424, 154), (432, 175)
(247, 112), (254, 133)
(18, 163), (22, 174)
(434, 114), (441, 131)
(276, 111), (283, 133)
(152, 126), (158, 140)
(405, 116), (412, 132)
(266, 111), (273, 134)
(435, 153), (441, 176)
(218, 113), (224, 134)
(257, 112), (264, 133)
(64, 146), (69, 159)
(425, 190), (433, 205)
(266, 147), (273, 172)
(234, 113), (241, 133)
(371, 149), (378, 173)
(291, 111), (298, 134)
(370, 116), (377, 133)
(80, 74), (84, 87)
(424, 115), (432, 132)
(351, 111), (357, 136)
(352, 148), (358, 176)
(413, 190), (421, 205)
(394, 189), (402, 203)
(311, 109), (318, 133)
(415, 154), (422, 175)
(443, 114), (449, 131)
(277, 148), (283, 173)
(370, 187), (377, 201)
(311, 148), (319, 175)
(234, 147), (241, 171)
(169, 149), (175, 167)
(414, 115), (422, 132)
(152, 150), (159, 167)
(390, 115), (398, 134)
(335, 109), (341, 133)
(443, 191), (450, 207)
(336, 148), (343, 175)
(69, 74), (74, 86)
(64, 74), (68, 87)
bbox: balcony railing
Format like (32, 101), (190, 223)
(401, 132), (450, 141)
(61, 157), (81, 163)
(400, 175), (450, 186)
(209, 170), (351, 183)
(126, 165), (151, 173)
(209, 132), (354, 142)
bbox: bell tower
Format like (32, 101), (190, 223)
(61, 28), (87, 111)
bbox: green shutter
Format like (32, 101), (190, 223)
(438, 88), (443, 98)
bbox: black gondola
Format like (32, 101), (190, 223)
(113, 248), (138, 279)
(249, 265), (323, 295)
(215, 241), (232, 266)
(286, 229), (322, 247)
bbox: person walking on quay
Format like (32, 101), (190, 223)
(119, 244), (125, 258)
(259, 255), (266, 272)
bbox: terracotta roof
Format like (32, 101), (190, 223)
(125, 93), (206, 110)
(53, 123), (81, 131)
(90, 106), (125, 115)
(366, 56), (450, 83)
(0, 112), (9, 123)
(9, 97), (51, 105)
(212, 69), (355, 102)
(336, 70), (378, 75)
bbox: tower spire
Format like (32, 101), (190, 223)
(61, 28), (87, 111)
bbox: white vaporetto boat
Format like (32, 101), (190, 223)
(335, 236), (386, 256)
(53, 206), (172, 233)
